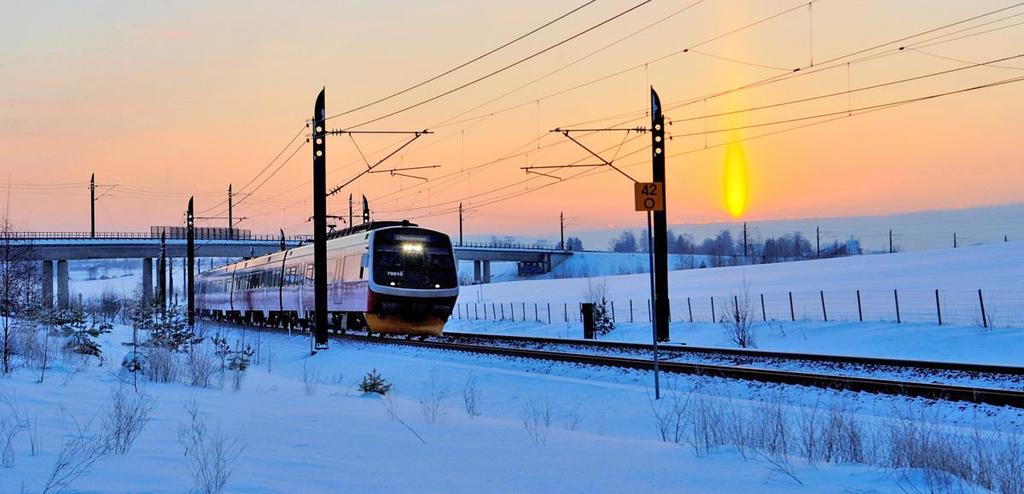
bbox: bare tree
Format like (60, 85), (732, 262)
(178, 400), (245, 494)
(0, 217), (36, 375)
(722, 284), (756, 348)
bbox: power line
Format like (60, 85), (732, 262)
(197, 125), (306, 214)
(396, 73), (1024, 221)
(332, 0), (658, 129)
(325, 0), (599, 121)
(667, 74), (1024, 140)
(669, 52), (1024, 125)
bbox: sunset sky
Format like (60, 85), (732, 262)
(2, 0), (1022, 238)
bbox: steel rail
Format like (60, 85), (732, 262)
(441, 331), (1024, 376)
(338, 333), (1024, 408)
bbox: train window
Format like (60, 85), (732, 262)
(305, 264), (314, 283)
(343, 255), (361, 280)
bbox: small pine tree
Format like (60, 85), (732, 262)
(593, 297), (615, 336)
(59, 308), (111, 363)
(359, 368), (392, 395)
(145, 305), (202, 352)
(227, 344), (254, 372)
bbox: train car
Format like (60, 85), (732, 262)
(196, 221), (458, 336)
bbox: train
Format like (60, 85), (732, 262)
(195, 220), (459, 336)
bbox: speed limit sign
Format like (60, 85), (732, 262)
(634, 182), (664, 212)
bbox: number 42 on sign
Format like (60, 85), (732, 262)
(634, 182), (664, 212)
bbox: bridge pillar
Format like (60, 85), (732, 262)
(56, 260), (69, 309)
(142, 258), (153, 302)
(473, 260), (482, 283)
(482, 260), (491, 284)
(40, 260), (53, 309)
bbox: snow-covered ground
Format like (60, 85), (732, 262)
(2, 321), (1021, 493)
(460, 242), (1024, 303)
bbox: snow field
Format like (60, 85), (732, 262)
(459, 242), (1024, 304)
(2, 320), (1023, 493)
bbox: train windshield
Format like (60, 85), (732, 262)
(373, 229), (457, 289)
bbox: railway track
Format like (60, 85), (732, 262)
(441, 331), (1024, 377)
(208, 321), (1024, 408)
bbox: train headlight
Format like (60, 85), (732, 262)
(400, 243), (423, 254)
(434, 284), (440, 288)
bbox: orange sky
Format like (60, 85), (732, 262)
(1, 0), (1022, 237)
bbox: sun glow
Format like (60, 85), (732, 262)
(724, 142), (749, 218)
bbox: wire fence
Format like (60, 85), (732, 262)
(453, 288), (1024, 329)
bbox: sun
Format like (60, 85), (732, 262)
(724, 142), (749, 218)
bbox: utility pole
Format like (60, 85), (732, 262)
(348, 193), (354, 227)
(650, 87), (670, 342)
(954, 232), (958, 248)
(560, 211), (565, 250)
(889, 229), (894, 254)
(362, 195), (370, 224)
(280, 228), (286, 251)
(186, 197), (195, 328)
(159, 231), (167, 310)
(228, 184), (233, 240)
(816, 226), (821, 258)
(743, 222), (748, 257)
(90, 173), (96, 238)
(311, 88), (329, 352)
(168, 249), (174, 306)
(458, 202), (464, 246)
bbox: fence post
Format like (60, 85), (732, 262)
(935, 289), (942, 326)
(501, 303), (505, 321)
(894, 289), (901, 324)
(610, 301), (616, 322)
(979, 289), (988, 328)
(629, 299), (634, 323)
(564, 303), (568, 322)
(760, 293), (767, 322)
(475, 303), (479, 320)
(522, 302), (526, 322)
(820, 290), (828, 322)
(687, 297), (693, 323)
(711, 296), (716, 322)
(534, 303), (538, 322)
(648, 299), (652, 322)
(789, 292), (795, 322)
(457, 304), (462, 319)
(857, 290), (863, 322)
(547, 303), (551, 324)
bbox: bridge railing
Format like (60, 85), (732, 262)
(456, 241), (570, 252)
(10, 232), (311, 242)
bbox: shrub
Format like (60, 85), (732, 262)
(520, 398), (552, 446)
(178, 401), (245, 494)
(102, 386), (155, 455)
(359, 369), (392, 395)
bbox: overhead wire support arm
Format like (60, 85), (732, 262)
(523, 169), (564, 181)
(323, 130), (434, 197)
(552, 129), (640, 183)
(368, 164), (442, 182)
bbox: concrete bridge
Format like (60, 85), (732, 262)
(10, 232), (304, 309)
(10, 233), (573, 308)
(452, 242), (574, 284)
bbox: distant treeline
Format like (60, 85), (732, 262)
(608, 229), (860, 263)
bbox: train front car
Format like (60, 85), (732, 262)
(365, 227), (458, 336)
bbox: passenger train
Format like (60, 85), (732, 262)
(195, 221), (459, 336)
